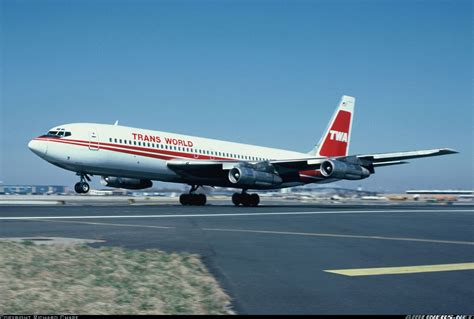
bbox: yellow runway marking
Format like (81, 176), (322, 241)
(202, 228), (474, 246)
(325, 262), (474, 276)
(37, 219), (173, 229)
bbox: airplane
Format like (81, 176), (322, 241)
(28, 95), (457, 206)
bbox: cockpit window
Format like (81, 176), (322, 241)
(42, 130), (72, 138)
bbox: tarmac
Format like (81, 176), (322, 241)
(0, 201), (473, 314)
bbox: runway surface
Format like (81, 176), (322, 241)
(1, 203), (473, 314)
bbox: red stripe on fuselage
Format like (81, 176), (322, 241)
(34, 137), (239, 161)
(35, 137), (177, 161)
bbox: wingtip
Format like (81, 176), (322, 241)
(441, 148), (459, 154)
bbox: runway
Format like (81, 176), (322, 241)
(1, 203), (473, 314)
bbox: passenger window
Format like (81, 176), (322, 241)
(114, 138), (117, 143)
(138, 142), (141, 146)
(109, 138), (112, 142)
(134, 141), (137, 145)
(119, 139), (122, 143)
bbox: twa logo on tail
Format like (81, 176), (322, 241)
(310, 95), (355, 158)
(329, 130), (348, 142)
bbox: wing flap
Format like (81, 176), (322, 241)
(372, 161), (408, 167)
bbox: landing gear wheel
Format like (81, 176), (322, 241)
(232, 193), (241, 206)
(180, 194), (190, 205)
(232, 192), (259, 207)
(75, 182), (90, 194)
(197, 194), (207, 206)
(80, 182), (90, 193)
(249, 193), (260, 207)
(240, 193), (251, 207)
(75, 173), (91, 194)
(74, 182), (83, 194)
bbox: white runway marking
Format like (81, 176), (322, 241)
(325, 262), (474, 276)
(202, 228), (474, 246)
(37, 219), (174, 229)
(0, 208), (471, 221)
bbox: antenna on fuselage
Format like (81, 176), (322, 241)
(114, 120), (119, 126)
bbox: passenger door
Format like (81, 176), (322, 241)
(89, 129), (100, 151)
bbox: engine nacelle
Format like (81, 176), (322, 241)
(100, 176), (153, 190)
(228, 166), (282, 187)
(320, 159), (370, 180)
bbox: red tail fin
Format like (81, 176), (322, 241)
(311, 96), (355, 157)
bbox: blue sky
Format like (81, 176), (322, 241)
(1, 0), (472, 192)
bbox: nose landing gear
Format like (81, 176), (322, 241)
(74, 173), (91, 194)
(179, 185), (207, 206)
(232, 191), (260, 207)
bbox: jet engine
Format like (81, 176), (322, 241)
(228, 165), (282, 187)
(320, 159), (370, 180)
(100, 176), (153, 190)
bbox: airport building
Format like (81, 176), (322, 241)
(406, 189), (474, 202)
(0, 185), (68, 195)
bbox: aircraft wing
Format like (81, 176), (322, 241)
(167, 148), (457, 175)
(356, 148), (458, 164)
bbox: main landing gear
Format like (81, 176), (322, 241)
(232, 191), (260, 207)
(74, 173), (91, 194)
(180, 185), (207, 206)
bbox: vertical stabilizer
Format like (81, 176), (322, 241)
(309, 95), (355, 157)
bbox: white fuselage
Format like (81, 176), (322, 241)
(29, 123), (320, 189)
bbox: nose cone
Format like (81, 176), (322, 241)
(28, 139), (47, 157)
